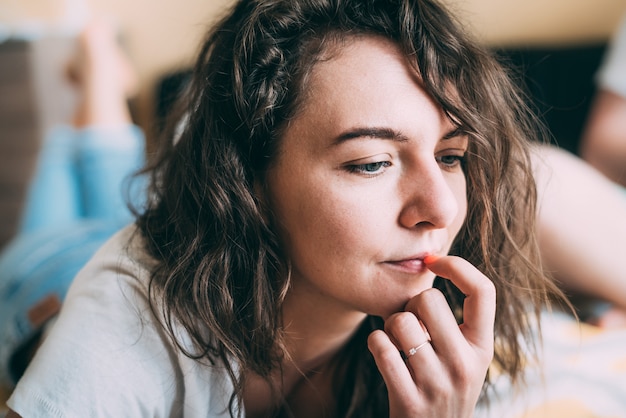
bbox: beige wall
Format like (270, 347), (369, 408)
(94, 0), (626, 110)
(3, 0), (626, 128)
(450, 0), (626, 46)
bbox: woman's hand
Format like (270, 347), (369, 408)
(368, 255), (496, 418)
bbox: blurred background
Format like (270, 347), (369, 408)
(3, 0), (625, 124)
(1, 0), (626, 251)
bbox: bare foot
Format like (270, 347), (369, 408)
(66, 18), (138, 128)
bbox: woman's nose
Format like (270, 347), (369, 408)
(397, 162), (462, 230)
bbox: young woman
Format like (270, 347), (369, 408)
(7, 0), (565, 416)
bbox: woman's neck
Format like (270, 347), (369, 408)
(242, 285), (367, 417)
(280, 278), (368, 371)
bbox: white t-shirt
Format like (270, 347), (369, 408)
(8, 226), (239, 418)
(597, 15), (626, 98)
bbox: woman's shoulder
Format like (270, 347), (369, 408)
(8, 224), (238, 417)
(67, 224), (154, 300)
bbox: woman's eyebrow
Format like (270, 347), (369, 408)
(443, 127), (465, 140)
(332, 127), (409, 146)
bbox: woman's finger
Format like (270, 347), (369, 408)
(404, 287), (468, 362)
(383, 311), (442, 381)
(367, 329), (422, 411)
(423, 255), (496, 350)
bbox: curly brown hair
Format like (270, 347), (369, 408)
(136, 0), (564, 416)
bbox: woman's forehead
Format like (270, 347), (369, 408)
(302, 36), (419, 103)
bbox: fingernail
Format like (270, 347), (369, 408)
(423, 255), (439, 264)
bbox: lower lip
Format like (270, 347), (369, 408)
(384, 259), (426, 274)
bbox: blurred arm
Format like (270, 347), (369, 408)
(533, 145), (626, 310)
(580, 89), (626, 187)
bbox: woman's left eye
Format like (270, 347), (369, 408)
(436, 154), (465, 169)
(345, 161), (391, 175)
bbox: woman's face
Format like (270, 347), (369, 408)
(264, 36), (468, 320)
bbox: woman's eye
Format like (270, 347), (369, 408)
(436, 154), (465, 169)
(346, 161), (391, 175)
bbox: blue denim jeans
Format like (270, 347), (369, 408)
(0, 124), (145, 385)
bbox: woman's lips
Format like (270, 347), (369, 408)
(384, 258), (428, 274)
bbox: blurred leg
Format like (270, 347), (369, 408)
(76, 125), (145, 223)
(69, 17), (145, 223)
(18, 127), (81, 234)
(0, 18), (143, 386)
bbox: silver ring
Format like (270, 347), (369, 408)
(406, 340), (430, 357)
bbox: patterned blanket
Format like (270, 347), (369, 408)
(478, 310), (626, 417)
